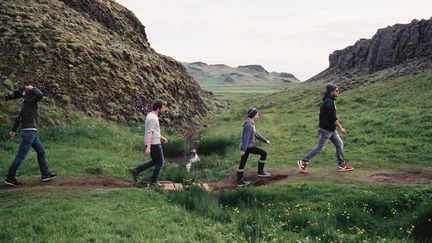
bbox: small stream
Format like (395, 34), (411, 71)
(184, 129), (200, 171)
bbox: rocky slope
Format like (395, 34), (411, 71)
(0, 0), (216, 127)
(184, 62), (298, 86)
(309, 18), (432, 82)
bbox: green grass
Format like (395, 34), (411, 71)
(168, 183), (432, 242)
(199, 82), (298, 104)
(0, 183), (430, 242)
(0, 189), (242, 242)
(0, 116), (186, 181)
(1, 70), (432, 241)
(200, 70), (432, 171)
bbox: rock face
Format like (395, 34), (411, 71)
(237, 65), (269, 74)
(0, 0), (214, 127)
(309, 18), (432, 82)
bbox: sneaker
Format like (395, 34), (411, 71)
(257, 171), (270, 177)
(237, 179), (250, 186)
(40, 172), (57, 182)
(297, 160), (308, 173)
(338, 162), (353, 172)
(129, 168), (139, 183)
(4, 178), (21, 187)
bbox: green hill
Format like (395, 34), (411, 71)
(1, 69), (431, 241)
(0, 0), (217, 128)
(184, 62), (299, 103)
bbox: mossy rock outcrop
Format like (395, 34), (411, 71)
(0, 0), (217, 127)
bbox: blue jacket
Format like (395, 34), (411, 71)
(240, 119), (268, 151)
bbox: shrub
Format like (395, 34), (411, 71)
(161, 164), (190, 183)
(197, 135), (236, 155)
(411, 201), (432, 242)
(162, 138), (184, 158)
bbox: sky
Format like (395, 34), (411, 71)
(116, 0), (431, 80)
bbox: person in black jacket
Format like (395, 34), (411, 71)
(4, 84), (56, 186)
(297, 84), (353, 173)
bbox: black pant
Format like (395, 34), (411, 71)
(239, 146), (267, 170)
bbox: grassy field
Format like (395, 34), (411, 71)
(203, 85), (296, 104)
(197, 76), (298, 103)
(1, 70), (432, 241)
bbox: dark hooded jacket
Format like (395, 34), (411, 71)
(12, 87), (43, 132)
(319, 92), (337, 131)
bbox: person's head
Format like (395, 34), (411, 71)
(246, 108), (259, 120)
(151, 99), (167, 115)
(23, 82), (32, 91)
(326, 83), (340, 97)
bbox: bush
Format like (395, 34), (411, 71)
(411, 201), (432, 242)
(161, 164), (191, 183)
(162, 138), (184, 158)
(197, 135), (236, 155)
(167, 187), (231, 222)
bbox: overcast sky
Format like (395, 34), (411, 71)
(116, 0), (431, 80)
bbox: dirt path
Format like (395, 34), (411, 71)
(209, 166), (432, 190)
(0, 176), (134, 190)
(1, 167), (431, 191)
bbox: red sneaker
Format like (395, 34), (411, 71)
(338, 162), (353, 172)
(297, 160), (308, 173)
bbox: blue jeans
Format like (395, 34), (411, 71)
(7, 130), (49, 179)
(135, 144), (164, 182)
(302, 128), (345, 165)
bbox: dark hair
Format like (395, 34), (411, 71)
(246, 108), (258, 118)
(152, 99), (167, 111)
(326, 83), (338, 94)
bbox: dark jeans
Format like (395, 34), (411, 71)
(238, 146), (267, 170)
(7, 130), (49, 179)
(135, 144), (164, 182)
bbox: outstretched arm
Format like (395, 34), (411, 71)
(335, 120), (346, 134)
(255, 132), (270, 144)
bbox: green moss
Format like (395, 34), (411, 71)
(61, 95), (72, 104)
(33, 41), (47, 51)
(3, 79), (14, 90)
(18, 52), (25, 65)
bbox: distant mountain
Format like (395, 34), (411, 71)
(0, 0), (216, 127)
(184, 62), (299, 86)
(309, 17), (432, 83)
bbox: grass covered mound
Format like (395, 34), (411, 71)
(0, 0), (216, 126)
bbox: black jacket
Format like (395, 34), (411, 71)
(12, 87), (43, 132)
(319, 93), (337, 131)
